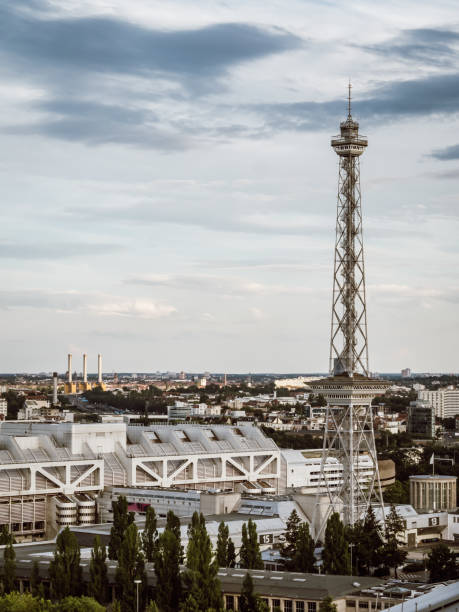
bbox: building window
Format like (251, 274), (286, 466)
(284, 601), (293, 612)
(308, 603), (317, 612)
(347, 602), (356, 608)
(359, 602), (369, 609)
(296, 603), (305, 612)
(225, 595), (234, 610)
(273, 600), (281, 611)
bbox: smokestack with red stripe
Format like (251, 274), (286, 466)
(53, 372), (58, 405)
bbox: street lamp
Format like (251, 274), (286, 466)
(134, 579), (142, 612)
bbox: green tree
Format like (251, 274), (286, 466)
(289, 522), (315, 573)
(319, 596), (338, 612)
(88, 536), (108, 604)
(49, 527), (82, 600)
(108, 496), (134, 561)
(0, 592), (51, 611)
(142, 506), (158, 563)
(54, 596), (105, 611)
(384, 480), (409, 505)
(146, 602), (160, 612)
(179, 593), (201, 612)
(166, 510), (184, 563)
(216, 522), (235, 568)
(0, 527), (14, 546)
(352, 506), (383, 576)
(427, 542), (457, 582)
(381, 505), (407, 577)
(227, 538), (236, 568)
(115, 523), (146, 612)
(183, 512), (222, 611)
(322, 513), (350, 575)
(2, 541), (15, 594)
(239, 520), (263, 570)
(280, 510), (301, 566)
(30, 560), (41, 597)
(154, 527), (182, 612)
(239, 573), (268, 612)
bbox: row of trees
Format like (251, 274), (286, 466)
(2, 499), (454, 610)
(281, 506), (457, 582)
(321, 506), (407, 577)
(1, 496), (267, 611)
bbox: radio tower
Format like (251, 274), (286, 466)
(310, 85), (389, 540)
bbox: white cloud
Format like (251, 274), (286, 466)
(0, 289), (176, 320)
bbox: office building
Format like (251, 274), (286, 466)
(407, 401), (435, 437)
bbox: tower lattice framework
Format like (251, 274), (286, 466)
(311, 86), (389, 541)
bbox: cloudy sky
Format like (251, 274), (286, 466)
(1, 0), (458, 374)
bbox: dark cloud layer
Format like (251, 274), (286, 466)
(3, 7), (459, 150)
(6, 99), (185, 149)
(257, 72), (459, 132)
(0, 4), (301, 81)
(360, 27), (459, 66)
(431, 143), (459, 160)
(0, 3), (301, 148)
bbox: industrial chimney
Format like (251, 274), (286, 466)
(98, 354), (102, 384)
(52, 372), (58, 405)
(67, 354), (72, 383)
(83, 353), (87, 383)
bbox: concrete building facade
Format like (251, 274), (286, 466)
(409, 474), (457, 513)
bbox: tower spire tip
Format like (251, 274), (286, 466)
(348, 80), (352, 118)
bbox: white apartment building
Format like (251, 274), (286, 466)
(418, 388), (459, 418)
(0, 399), (7, 419)
(279, 449), (375, 495)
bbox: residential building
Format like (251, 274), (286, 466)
(418, 388), (459, 418)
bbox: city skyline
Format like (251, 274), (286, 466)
(1, 0), (458, 372)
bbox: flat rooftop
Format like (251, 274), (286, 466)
(409, 475), (457, 481)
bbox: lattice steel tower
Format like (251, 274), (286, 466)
(310, 86), (389, 540)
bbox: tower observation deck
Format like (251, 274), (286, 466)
(310, 86), (389, 540)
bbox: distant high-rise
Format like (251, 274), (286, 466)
(310, 86), (389, 537)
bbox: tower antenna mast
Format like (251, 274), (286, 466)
(310, 87), (389, 541)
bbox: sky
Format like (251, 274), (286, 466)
(0, 0), (458, 374)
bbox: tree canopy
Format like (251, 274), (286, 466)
(49, 527), (82, 600)
(322, 513), (350, 575)
(239, 520), (263, 570)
